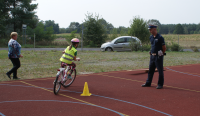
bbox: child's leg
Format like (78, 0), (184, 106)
(61, 62), (65, 68)
(69, 62), (76, 75)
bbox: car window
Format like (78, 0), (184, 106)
(116, 38), (125, 43)
(127, 38), (136, 42)
(124, 38), (128, 42)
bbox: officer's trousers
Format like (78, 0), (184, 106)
(146, 55), (164, 86)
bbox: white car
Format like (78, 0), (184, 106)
(100, 36), (142, 51)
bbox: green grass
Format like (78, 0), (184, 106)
(1, 50), (200, 82)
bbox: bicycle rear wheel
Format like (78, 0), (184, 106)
(62, 69), (76, 88)
(53, 71), (63, 95)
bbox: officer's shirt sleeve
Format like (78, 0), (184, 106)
(161, 36), (165, 46)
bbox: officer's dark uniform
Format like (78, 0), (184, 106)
(143, 25), (165, 88)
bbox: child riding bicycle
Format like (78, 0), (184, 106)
(60, 38), (80, 79)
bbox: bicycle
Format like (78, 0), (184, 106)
(53, 62), (77, 95)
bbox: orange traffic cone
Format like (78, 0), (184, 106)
(81, 82), (92, 96)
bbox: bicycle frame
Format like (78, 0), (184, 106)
(54, 62), (77, 94)
(57, 64), (73, 83)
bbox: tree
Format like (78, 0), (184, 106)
(0, 0), (10, 36)
(2, 0), (38, 32)
(196, 23), (200, 33)
(0, 15), (6, 37)
(152, 23), (200, 34)
(27, 21), (54, 42)
(159, 25), (169, 34)
(69, 30), (77, 39)
(83, 13), (108, 47)
(184, 27), (188, 34)
(109, 28), (118, 40)
(98, 18), (114, 34)
(32, 22), (45, 42)
(173, 24), (184, 34)
(167, 24), (176, 34)
(184, 24), (197, 33)
(118, 26), (128, 36)
(159, 24), (176, 34)
(59, 28), (67, 33)
(66, 22), (81, 33)
(69, 22), (80, 29)
(44, 20), (59, 34)
(128, 16), (150, 44)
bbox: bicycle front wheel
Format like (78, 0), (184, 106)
(62, 69), (76, 88)
(53, 71), (63, 95)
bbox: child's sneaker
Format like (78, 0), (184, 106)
(67, 75), (72, 80)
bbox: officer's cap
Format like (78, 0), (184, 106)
(148, 25), (157, 30)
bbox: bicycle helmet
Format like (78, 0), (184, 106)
(71, 38), (80, 43)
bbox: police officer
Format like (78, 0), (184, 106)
(142, 25), (166, 89)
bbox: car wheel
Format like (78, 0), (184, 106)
(105, 47), (113, 52)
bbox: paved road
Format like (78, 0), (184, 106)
(0, 48), (199, 52)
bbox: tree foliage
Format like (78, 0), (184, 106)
(59, 28), (67, 33)
(128, 16), (150, 44)
(44, 20), (59, 34)
(173, 24), (184, 34)
(119, 26), (128, 36)
(159, 23), (200, 34)
(109, 28), (118, 40)
(98, 18), (114, 34)
(66, 22), (81, 33)
(3, 0), (37, 31)
(69, 30), (77, 39)
(0, 0), (38, 37)
(0, 0), (9, 36)
(83, 13), (108, 47)
(27, 21), (55, 42)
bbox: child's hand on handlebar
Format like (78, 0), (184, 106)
(76, 58), (80, 61)
(62, 49), (66, 54)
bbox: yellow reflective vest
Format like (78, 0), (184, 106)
(60, 46), (77, 64)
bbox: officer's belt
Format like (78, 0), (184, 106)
(151, 53), (157, 56)
(151, 53), (166, 56)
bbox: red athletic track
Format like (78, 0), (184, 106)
(0, 64), (200, 116)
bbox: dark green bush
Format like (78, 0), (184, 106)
(171, 42), (182, 51)
(0, 38), (8, 47)
(190, 46), (199, 52)
(165, 42), (171, 51)
(129, 41), (141, 51)
(140, 44), (151, 51)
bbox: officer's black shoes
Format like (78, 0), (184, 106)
(141, 84), (151, 87)
(13, 77), (21, 80)
(156, 86), (163, 89)
(6, 73), (11, 79)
